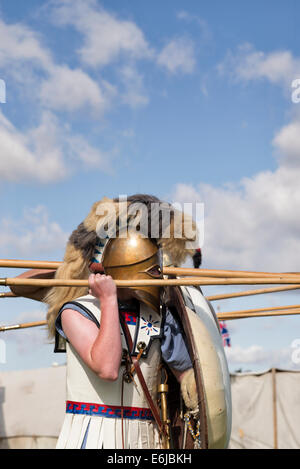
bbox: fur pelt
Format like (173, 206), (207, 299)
(180, 368), (198, 411)
(45, 194), (198, 338)
(45, 196), (120, 338)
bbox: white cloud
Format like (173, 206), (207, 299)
(66, 134), (115, 172)
(218, 43), (300, 92)
(50, 0), (152, 67)
(47, 0), (153, 110)
(225, 344), (270, 365)
(119, 65), (149, 108)
(0, 205), (69, 257)
(0, 109), (115, 183)
(177, 176), (299, 271)
(157, 37), (196, 74)
(0, 110), (67, 183)
(272, 120), (300, 167)
(171, 46), (300, 273)
(225, 344), (300, 371)
(40, 65), (115, 114)
(0, 14), (116, 115)
(0, 13), (146, 183)
(176, 10), (212, 43)
(172, 147), (300, 272)
(0, 4), (203, 188)
(0, 18), (52, 70)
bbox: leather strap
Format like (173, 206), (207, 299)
(119, 312), (166, 438)
(131, 355), (165, 435)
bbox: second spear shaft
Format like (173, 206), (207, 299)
(2, 277), (300, 287)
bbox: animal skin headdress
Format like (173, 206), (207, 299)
(45, 194), (200, 338)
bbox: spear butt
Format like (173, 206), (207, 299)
(0, 320), (47, 332)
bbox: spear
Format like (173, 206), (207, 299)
(220, 309), (300, 320)
(1, 258), (300, 280)
(0, 292), (18, 298)
(0, 320), (46, 331)
(2, 304), (300, 332)
(165, 267), (300, 279)
(206, 285), (300, 301)
(2, 276), (300, 288)
(218, 304), (300, 320)
(0, 259), (61, 269)
(1, 284), (299, 301)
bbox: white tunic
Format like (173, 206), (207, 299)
(56, 294), (163, 449)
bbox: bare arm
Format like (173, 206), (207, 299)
(61, 273), (122, 381)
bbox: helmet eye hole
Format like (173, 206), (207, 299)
(146, 265), (162, 278)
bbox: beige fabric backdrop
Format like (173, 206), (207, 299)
(0, 366), (66, 449)
(0, 366), (299, 449)
(229, 369), (300, 449)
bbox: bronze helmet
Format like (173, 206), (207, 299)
(101, 229), (163, 313)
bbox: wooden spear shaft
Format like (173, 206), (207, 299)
(1, 258), (300, 279)
(218, 308), (300, 321)
(165, 267), (300, 279)
(206, 285), (300, 301)
(0, 320), (47, 331)
(2, 277), (300, 287)
(219, 303), (300, 315)
(0, 259), (61, 269)
(1, 284), (299, 301)
(0, 292), (18, 298)
(3, 307), (300, 332)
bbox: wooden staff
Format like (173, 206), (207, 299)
(0, 258), (300, 279)
(206, 285), (300, 301)
(1, 283), (299, 301)
(2, 284), (300, 301)
(3, 305), (300, 332)
(1, 276), (300, 288)
(0, 320), (46, 331)
(165, 267), (300, 279)
(0, 259), (61, 269)
(219, 308), (300, 320)
(221, 303), (300, 315)
(0, 292), (18, 298)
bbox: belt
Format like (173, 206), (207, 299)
(66, 400), (154, 421)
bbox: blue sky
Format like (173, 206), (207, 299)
(0, 0), (300, 373)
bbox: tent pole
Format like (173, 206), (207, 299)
(272, 368), (278, 449)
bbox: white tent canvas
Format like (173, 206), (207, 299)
(0, 366), (299, 449)
(0, 366), (66, 449)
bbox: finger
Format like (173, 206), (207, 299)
(95, 273), (105, 281)
(95, 274), (104, 283)
(88, 274), (96, 288)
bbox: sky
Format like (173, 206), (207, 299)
(0, 0), (300, 374)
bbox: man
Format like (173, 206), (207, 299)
(45, 195), (199, 449)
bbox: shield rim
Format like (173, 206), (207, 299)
(164, 285), (209, 449)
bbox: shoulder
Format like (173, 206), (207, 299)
(55, 294), (101, 340)
(61, 307), (99, 339)
(63, 294), (101, 324)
